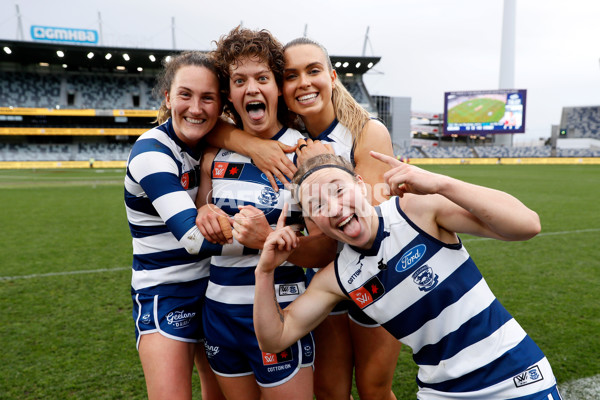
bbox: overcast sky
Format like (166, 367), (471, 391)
(1, 0), (599, 143)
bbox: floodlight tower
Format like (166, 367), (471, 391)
(496, 0), (516, 146)
(15, 4), (24, 40)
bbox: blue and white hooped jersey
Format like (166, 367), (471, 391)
(310, 119), (355, 166)
(206, 127), (307, 315)
(335, 197), (557, 399)
(125, 119), (226, 297)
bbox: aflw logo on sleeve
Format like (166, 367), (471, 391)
(513, 365), (544, 387)
(349, 276), (385, 309)
(212, 162), (244, 179)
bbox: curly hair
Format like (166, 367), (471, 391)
(212, 26), (295, 128)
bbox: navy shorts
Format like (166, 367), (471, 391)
(132, 283), (207, 350)
(203, 298), (315, 387)
(306, 268), (379, 327)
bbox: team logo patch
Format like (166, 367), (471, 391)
(513, 365), (544, 388)
(396, 244), (426, 272)
(278, 283), (300, 296)
(140, 312), (151, 325)
(166, 310), (196, 329)
(212, 162), (244, 179)
(258, 187), (280, 206)
(349, 276), (385, 309)
(303, 345), (313, 358)
(262, 348), (293, 365)
(412, 264), (439, 292)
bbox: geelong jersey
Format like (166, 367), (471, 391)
(206, 127), (307, 315)
(310, 119), (355, 166)
(335, 197), (557, 399)
(125, 119), (233, 296)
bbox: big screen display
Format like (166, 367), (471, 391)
(443, 89), (527, 134)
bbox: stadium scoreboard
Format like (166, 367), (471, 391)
(443, 89), (527, 135)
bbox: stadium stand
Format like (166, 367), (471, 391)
(1, 71), (160, 110)
(1, 71), (61, 108)
(560, 106), (600, 138)
(2, 39), (598, 164)
(0, 39), (382, 164)
(420, 146), (474, 158)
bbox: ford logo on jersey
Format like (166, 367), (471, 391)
(395, 244), (426, 272)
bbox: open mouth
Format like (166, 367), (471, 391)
(337, 214), (357, 230)
(246, 101), (266, 121)
(185, 117), (206, 124)
(297, 93), (318, 103)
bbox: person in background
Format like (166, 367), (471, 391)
(254, 152), (562, 400)
(283, 37), (400, 400)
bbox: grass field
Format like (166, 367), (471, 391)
(1, 165), (599, 399)
(447, 97), (506, 123)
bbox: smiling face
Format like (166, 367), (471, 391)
(298, 167), (378, 248)
(165, 65), (222, 148)
(228, 57), (282, 138)
(283, 44), (336, 132)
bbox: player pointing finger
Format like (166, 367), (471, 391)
(370, 150), (445, 197)
(259, 203), (299, 274)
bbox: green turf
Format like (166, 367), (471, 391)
(448, 97), (506, 123)
(1, 165), (598, 399)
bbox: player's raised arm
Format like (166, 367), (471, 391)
(371, 150), (541, 241)
(253, 205), (345, 353)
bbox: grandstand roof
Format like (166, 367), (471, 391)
(0, 39), (380, 75)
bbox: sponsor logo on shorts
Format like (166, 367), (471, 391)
(349, 276), (385, 309)
(278, 284), (300, 296)
(204, 343), (220, 359)
(166, 310), (196, 329)
(513, 365), (544, 388)
(263, 348), (293, 372)
(412, 264), (439, 292)
(396, 244), (426, 272)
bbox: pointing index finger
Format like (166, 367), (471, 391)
(276, 202), (289, 230)
(370, 151), (401, 167)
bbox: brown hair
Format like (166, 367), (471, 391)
(212, 26), (295, 128)
(292, 153), (356, 203)
(153, 51), (220, 125)
(283, 37), (371, 143)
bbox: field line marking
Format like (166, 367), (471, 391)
(2, 228), (598, 281)
(558, 373), (600, 400)
(0, 267), (129, 281)
(462, 228), (600, 243)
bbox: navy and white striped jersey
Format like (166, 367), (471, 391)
(125, 119), (231, 296)
(310, 119), (355, 166)
(335, 197), (557, 399)
(205, 127), (306, 315)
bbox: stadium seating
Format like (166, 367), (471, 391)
(0, 142), (132, 162)
(420, 146), (474, 158)
(562, 106), (600, 138)
(0, 71), (161, 110)
(0, 72), (61, 108)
